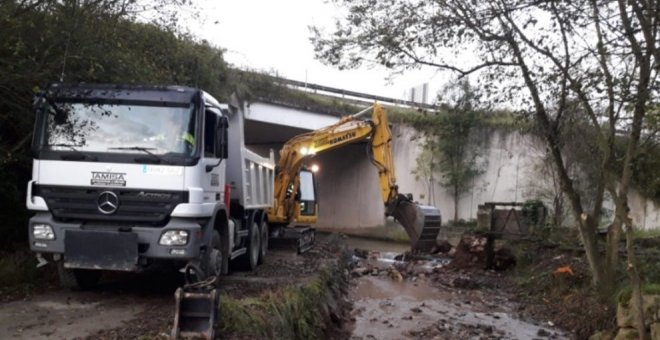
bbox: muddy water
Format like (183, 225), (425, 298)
(346, 237), (569, 340)
(345, 237), (410, 256)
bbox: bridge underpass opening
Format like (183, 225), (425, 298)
(243, 103), (386, 229)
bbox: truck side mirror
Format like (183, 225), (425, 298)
(216, 116), (228, 159)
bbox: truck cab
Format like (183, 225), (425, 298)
(26, 83), (274, 289)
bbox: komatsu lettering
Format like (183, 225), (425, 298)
(315, 131), (356, 147)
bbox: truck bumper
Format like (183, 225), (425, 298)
(28, 213), (203, 271)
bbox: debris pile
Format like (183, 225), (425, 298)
(349, 233), (517, 287)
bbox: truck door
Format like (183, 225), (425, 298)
(203, 107), (225, 203)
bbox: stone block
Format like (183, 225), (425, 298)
(588, 330), (614, 340)
(614, 328), (638, 340)
(617, 294), (660, 328)
(650, 323), (660, 340)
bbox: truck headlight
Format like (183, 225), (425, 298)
(159, 230), (189, 246)
(33, 224), (55, 240)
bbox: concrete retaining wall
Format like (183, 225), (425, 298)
(313, 124), (660, 230)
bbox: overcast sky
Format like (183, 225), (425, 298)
(187, 0), (449, 102)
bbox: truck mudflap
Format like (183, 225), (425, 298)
(64, 230), (138, 271)
(171, 267), (219, 339)
(388, 195), (443, 252)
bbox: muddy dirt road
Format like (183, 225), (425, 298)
(0, 272), (175, 339)
(0, 234), (344, 339)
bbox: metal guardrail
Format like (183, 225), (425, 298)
(271, 77), (439, 111)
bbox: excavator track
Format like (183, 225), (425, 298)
(388, 195), (443, 252)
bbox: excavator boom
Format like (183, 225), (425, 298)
(268, 103), (442, 252)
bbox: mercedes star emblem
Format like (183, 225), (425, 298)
(97, 191), (119, 214)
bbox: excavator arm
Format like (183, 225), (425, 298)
(267, 103), (442, 251)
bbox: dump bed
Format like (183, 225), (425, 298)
(224, 96), (275, 209)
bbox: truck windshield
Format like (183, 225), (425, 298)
(43, 101), (197, 156)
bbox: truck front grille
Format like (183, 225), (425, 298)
(34, 185), (188, 225)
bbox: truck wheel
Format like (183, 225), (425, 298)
(57, 262), (101, 290)
(238, 221), (261, 270)
(258, 221), (269, 264)
(209, 230), (225, 278)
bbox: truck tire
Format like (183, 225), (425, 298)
(238, 221), (261, 270)
(210, 230), (225, 279)
(57, 262), (101, 290)
(258, 221), (269, 264)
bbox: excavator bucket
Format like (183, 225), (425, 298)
(389, 196), (443, 252)
(171, 287), (219, 339)
(171, 269), (219, 339)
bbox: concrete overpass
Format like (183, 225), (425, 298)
(242, 80), (428, 229)
(241, 79), (660, 231)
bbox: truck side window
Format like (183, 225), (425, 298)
(204, 109), (217, 157)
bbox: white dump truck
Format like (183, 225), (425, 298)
(26, 83), (275, 290)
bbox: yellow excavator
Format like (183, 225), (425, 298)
(172, 103), (442, 339)
(267, 103), (442, 252)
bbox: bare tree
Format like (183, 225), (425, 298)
(312, 1), (657, 335)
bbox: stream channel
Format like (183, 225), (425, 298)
(344, 237), (569, 340)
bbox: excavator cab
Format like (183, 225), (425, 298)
(296, 169), (318, 220)
(270, 168), (317, 253)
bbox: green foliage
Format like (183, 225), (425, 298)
(227, 70), (366, 116)
(412, 80), (486, 222)
(219, 267), (343, 339)
(0, 250), (52, 287)
(625, 139), (660, 201)
(617, 284), (660, 305)
(521, 200), (547, 227)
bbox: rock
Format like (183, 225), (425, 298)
(351, 267), (369, 277)
(589, 330), (615, 340)
(613, 328), (639, 340)
(370, 269), (379, 276)
(394, 252), (410, 261)
(617, 294), (660, 328)
(354, 248), (369, 259)
(617, 303), (635, 329)
(389, 270), (403, 282)
(468, 236), (487, 252)
(651, 323), (660, 340)
(435, 240), (453, 253)
(379, 300), (394, 308)
(537, 328), (550, 337)
(493, 247), (516, 271)
(452, 277), (479, 289)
